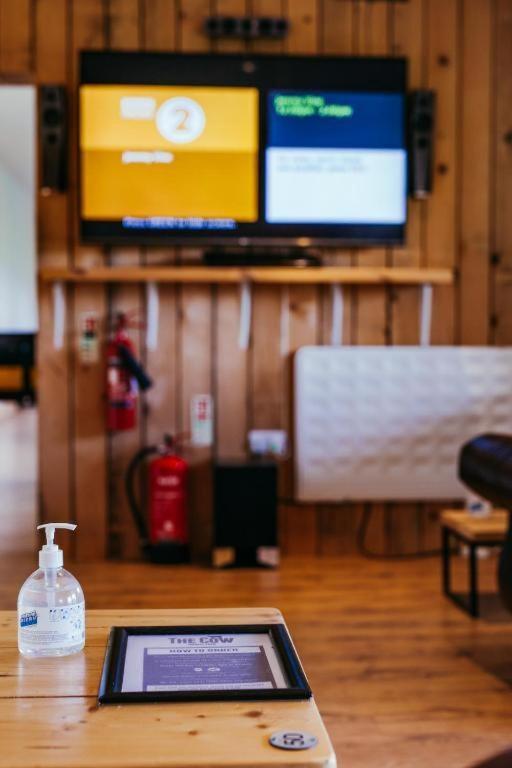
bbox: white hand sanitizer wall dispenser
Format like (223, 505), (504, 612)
(17, 523), (85, 657)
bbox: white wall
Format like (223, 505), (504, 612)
(0, 86), (37, 333)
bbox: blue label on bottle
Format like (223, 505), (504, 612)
(20, 610), (38, 627)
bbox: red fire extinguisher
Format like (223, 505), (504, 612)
(107, 313), (152, 432)
(125, 434), (190, 563)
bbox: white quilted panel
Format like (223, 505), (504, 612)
(294, 347), (512, 501)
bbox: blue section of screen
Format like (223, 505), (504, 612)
(267, 91), (404, 150)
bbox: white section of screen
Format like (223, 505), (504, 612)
(121, 633), (288, 693)
(0, 86), (37, 333)
(265, 147), (406, 225)
(120, 96), (156, 119)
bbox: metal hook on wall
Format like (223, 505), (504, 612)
(419, 283), (433, 346)
(52, 281), (65, 350)
(238, 279), (252, 350)
(330, 283), (344, 346)
(145, 281), (159, 351)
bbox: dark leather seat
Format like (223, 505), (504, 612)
(459, 434), (512, 612)
(469, 749), (512, 767)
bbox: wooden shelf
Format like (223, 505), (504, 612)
(39, 265), (454, 286)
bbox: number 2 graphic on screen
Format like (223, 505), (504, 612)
(156, 97), (206, 144)
(175, 109), (189, 131)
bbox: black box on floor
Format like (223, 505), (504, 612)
(213, 459), (279, 568)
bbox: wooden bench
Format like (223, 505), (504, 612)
(0, 607), (336, 768)
(441, 509), (509, 617)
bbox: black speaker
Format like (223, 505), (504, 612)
(408, 90), (435, 199)
(213, 459), (279, 568)
(40, 85), (67, 193)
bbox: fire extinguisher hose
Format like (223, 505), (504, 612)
(125, 445), (158, 552)
(117, 344), (153, 391)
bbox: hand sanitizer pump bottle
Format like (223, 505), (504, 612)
(18, 523), (85, 657)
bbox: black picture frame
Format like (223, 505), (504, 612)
(98, 624), (312, 704)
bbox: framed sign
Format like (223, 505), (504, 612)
(98, 624), (311, 704)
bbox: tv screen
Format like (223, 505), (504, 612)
(79, 52), (407, 247)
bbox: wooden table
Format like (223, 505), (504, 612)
(441, 509), (509, 617)
(0, 607), (336, 768)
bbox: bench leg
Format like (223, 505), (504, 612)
(442, 526), (451, 597)
(468, 543), (479, 618)
(442, 527), (480, 618)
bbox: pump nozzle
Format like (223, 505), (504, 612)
(37, 523), (77, 569)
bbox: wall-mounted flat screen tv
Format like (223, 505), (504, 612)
(79, 52), (407, 247)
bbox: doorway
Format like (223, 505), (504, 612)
(0, 85), (37, 555)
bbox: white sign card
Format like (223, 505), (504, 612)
(121, 632), (289, 693)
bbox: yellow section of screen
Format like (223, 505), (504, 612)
(80, 85), (258, 152)
(82, 151), (258, 221)
(81, 85), (258, 221)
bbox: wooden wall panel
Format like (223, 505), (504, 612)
(319, 0), (355, 349)
(213, 0), (249, 459)
(321, 0), (354, 55)
(0, 0), (32, 76)
(493, 0), (512, 346)
(391, 0), (425, 344)
(106, 0), (145, 560)
(142, 2), (180, 454)
(35, 0), (67, 83)
(459, 0), (492, 345)
(283, 1), (321, 539)
(354, 0), (389, 350)
(108, 0), (140, 45)
(178, 0), (214, 466)
(425, 0), (459, 345)
(35, 0), (72, 555)
(285, 0), (321, 370)
(10, 0), (505, 560)
(249, 0), (286, 442)
(143, 0), (177, 51)
(385, 0), (426, 555)
(351, 1), (392, 554)
(316, 0), (358, 555)
(69, 0), (108, 561)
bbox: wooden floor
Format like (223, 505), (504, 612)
(2, 552), (511, 768)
